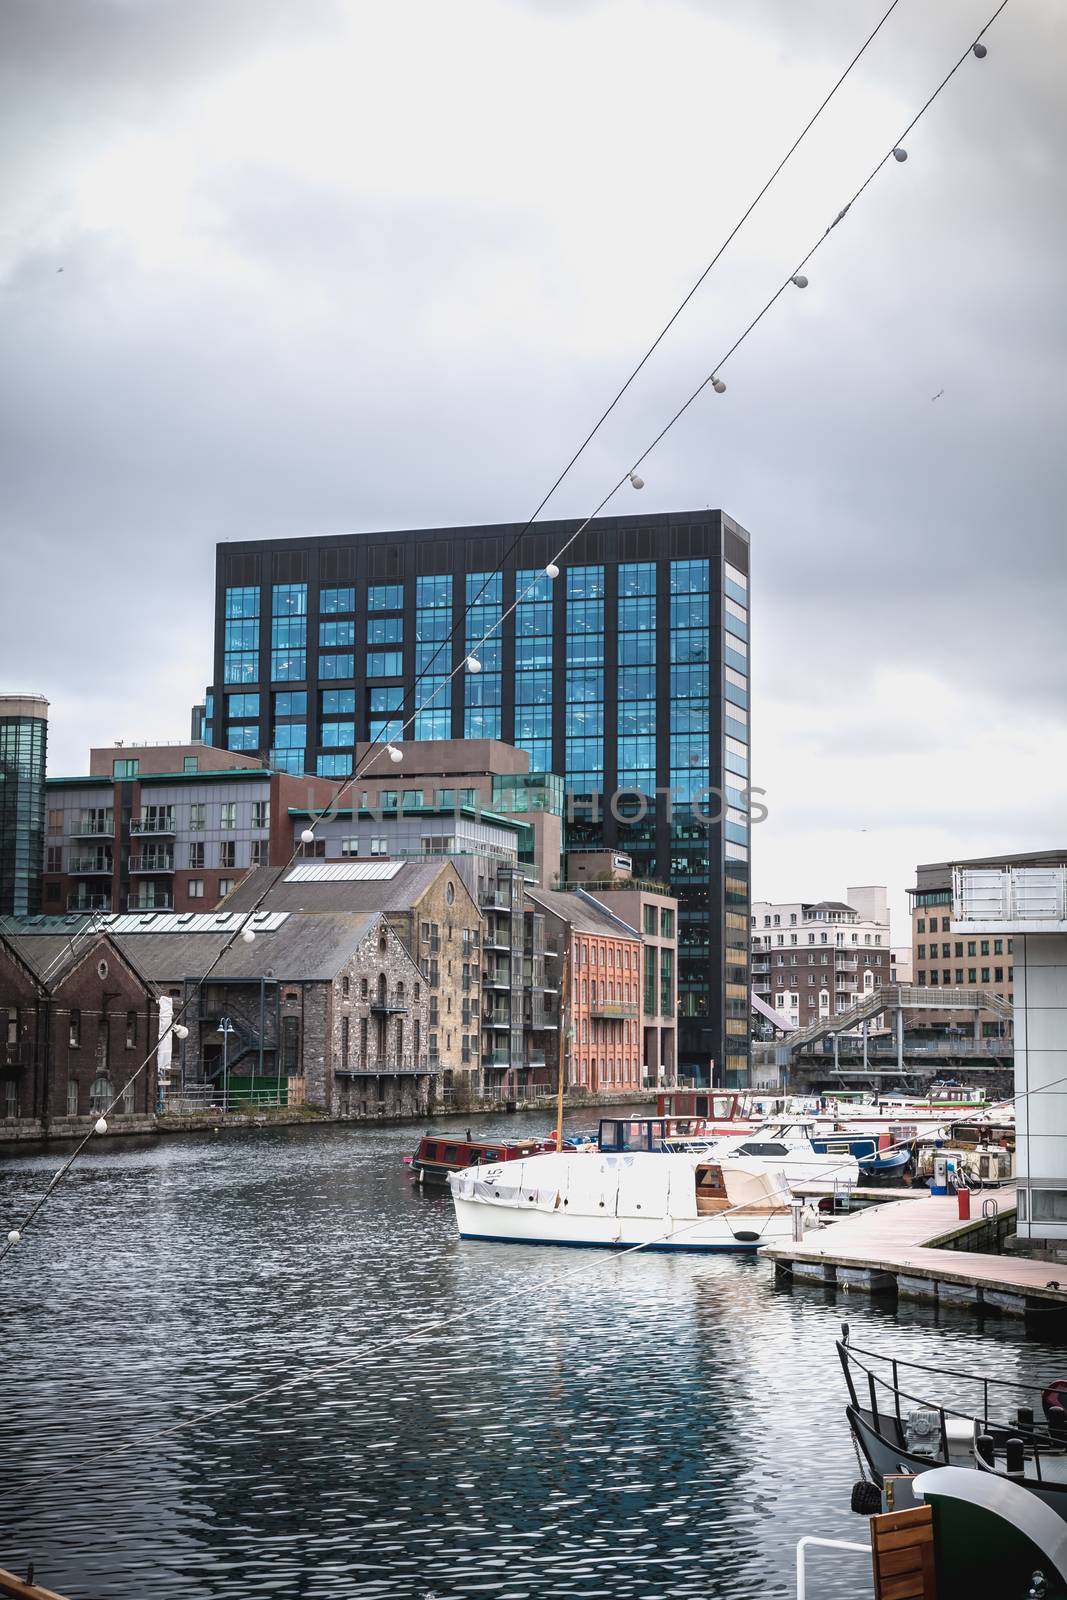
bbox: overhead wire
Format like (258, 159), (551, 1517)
(0, 0), (1010, 1271)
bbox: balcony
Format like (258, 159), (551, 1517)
(482, 969), (511, 989)
(1, 1042), (34, 1070)
(67, 893), (112, 912)
(335, 1055), (431, 1077)
(482, 933), (512, 951)
(483, 1015), (511, 1030)
(589, 1001), (639, 1019)
(71, 816), (114, 838)
(369, 993), (409, 1014)
(127, 894), (173, 911)
(129, 855), (175, 874)
(752, 962), (770, 974)
(483, 1051), (511, 1068)
(68, 857), (113, 876)
(131, 816), (176, 836)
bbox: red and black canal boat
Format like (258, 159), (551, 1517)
(408, 1133), (550, 1186)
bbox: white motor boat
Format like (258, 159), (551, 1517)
(448, 1149), (798, 1252)
(686, 1124), (861, 1188)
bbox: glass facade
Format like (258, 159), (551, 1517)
(513, 568), (553, 771)
(464, 572), (502, 739)
(210, 513), (751, 1082)
(414, 574), (452, 740)
(0, 702), (47, 916)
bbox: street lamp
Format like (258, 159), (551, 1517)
(217, 1016), (236, 1111)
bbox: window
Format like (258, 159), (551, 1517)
(370, 838), (387, 856)
(340, 838), (359, 856)
(47, 807), (63, 833)
(250, 840), (265, 866)
(320, 620), (356, 648)
(227, 726), (259, 751)
(994, 939), (1003, 955)
(317, 754), (352, 777)
(320, 587), (355, 613)
(45, 845), (62, 872)
(126, 1011), (137, 1048)
(367, 652), (403, 678)
(113, 758), (139, 778)
(218, 878), (234, 897)
(188, 842), (205, 869)
(220, 802), (236, 829)
(368, 584), (404, 611)
(981, 967), (990, 984)
(968, 968), (977, 983)
(228, 693), (260, 719)
(69, 1009), (81, 1048)
(188, 803), (205, 832)
(251, 801), (269, 829)
(274, 691), (308, 717)
(188, 879), (204, 898)
(217, 840), (236, 869)
(323, 689), (356, 716)
(967, 942), (976, 958)
(321, 721), (355, 747)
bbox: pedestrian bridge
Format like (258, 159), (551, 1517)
(752, 983), (1012, 1072)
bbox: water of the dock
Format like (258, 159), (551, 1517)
(3, 1113), (1065, 1599)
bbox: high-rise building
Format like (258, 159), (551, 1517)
(0, 694), (48, 917)
(206, 511), (753, 1084)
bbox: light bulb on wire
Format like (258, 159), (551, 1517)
(173, 1023), (189, 1041)
(545, 563), (560, 580)
(972, 40), (987, 57)
(6, 1230), (20, 1246)
(628, 471), (644, 491)
(711, 376), (727, 394)
(300, 828), (315, 844)
(893, 147), (908, 162)
(386, 744), (403, 765)
(466, 654), (482, 674)
(791, 274), (809, 288)
(94, 1117), (108, 1135)
(241, 927), (256, 944)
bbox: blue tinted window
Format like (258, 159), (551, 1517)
(515, 635), (552, 670)
(320, 587), (354, 613)
(368, 617), (403, 646)
(317, 753), (353, 777)
(270, 749), (305, 774)
(566, 703), (603, 737)
(227, 725), (259, 751)
(225, 619), (258, 651)
(272, 583), (307, 616)
(320, 620), (355, 648)
(227, 693), (260, 718)
(321, 721), (355, 747)
(272, 616), (306, 649)
(368, 719), (404, 744)
(566, 566), (604, 599)
(319, 654), (354, 680)
(415, 610), (450, 641)
(370, 686), (404, 713)
(618, 633), (654, 667)
(367, 652), (403, 678)
(669, 560), (710, 595)
(225, 587), (260, 619)
(223, 654), (258, 684)
(416, 575), (452, 607)
(270, 651), (306, 682)
(516, 568), (553, 604)
(515, 671), (552, 705)
(321, 689), (354, 715)
(274, 691), (308, 716)
(272, 723), (306, 749)
(414, 705), (451, 740)
(618, 563), (655, 597)
(368, 584), (403, 611)
(466, 572), (501, 604)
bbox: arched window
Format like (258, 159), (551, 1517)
(89, 1075), (112, 1113)
(396, 980), (404, 1002)
(377, 973), (387, 1004)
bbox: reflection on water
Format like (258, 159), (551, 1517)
(2, 1113), (1064, 1598)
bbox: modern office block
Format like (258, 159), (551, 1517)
(0, 694), (48, 917)
(207, 511), (752, 1084)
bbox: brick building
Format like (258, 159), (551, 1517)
(751, 888), (892, 1032)
(41, 741), (340, 916)
(0, 925), (158, 1128)
(527, 888), (648, 1096)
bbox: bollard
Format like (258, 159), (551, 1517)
(957, 1186), (971, 1221)
(791, 1198), (805, 1243)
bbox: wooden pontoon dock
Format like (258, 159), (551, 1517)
(763, 1187), (1067, 1319)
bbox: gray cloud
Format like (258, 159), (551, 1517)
(0, 0), (1064, 930)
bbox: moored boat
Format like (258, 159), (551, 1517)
(838, 1325), (1067, 1521)
(448, 1148), (798, 1251)
(409, 1132), (550, 1185)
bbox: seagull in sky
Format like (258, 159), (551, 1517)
(931, 388), (944, 401)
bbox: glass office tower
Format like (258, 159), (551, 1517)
(0, 694), (49, 917)
(208, 512), (751, 1084)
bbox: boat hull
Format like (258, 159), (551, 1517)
(452, 1196), (792, 1252)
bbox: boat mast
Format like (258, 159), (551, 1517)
(555, 932), (570, 1150)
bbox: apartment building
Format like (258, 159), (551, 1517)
(909, 853), (1028, 1035)
(40, 741), (339, 915)
(750, 888), (891, 1031)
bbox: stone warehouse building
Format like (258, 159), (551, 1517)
(106, 906), (432, 1119)
(222, 858), (482, 1103)
(0, 923), (159, 1128)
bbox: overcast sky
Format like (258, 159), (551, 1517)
(1, 0), (1064, 936)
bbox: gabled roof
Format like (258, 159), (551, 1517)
(112, 911), (384, 983)
(525, 887), (640, 939)
(0, 929), (155, 995)
(220, 859), (476, 917)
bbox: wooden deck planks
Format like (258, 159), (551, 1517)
(763, 1187), (1067, 1306)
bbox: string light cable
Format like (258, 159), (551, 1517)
(0, 0), (1009, 1271)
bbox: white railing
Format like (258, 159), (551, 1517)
(795, 1537), (871, 1600)
(955, 865), (1067, 922)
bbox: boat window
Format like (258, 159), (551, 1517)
(738, 1142), (789, 1156)
(444, 1146), (458, 1161)
(483, 1150), (498, 1161)
(423, 1142), (438, 1158)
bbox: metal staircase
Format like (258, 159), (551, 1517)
(760, 983), (1014, 1060)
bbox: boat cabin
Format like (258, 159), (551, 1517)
(656, 1089), (752, 1122)
(409, 1135), (546, 1184)
(598, 1116), (718, 1153)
